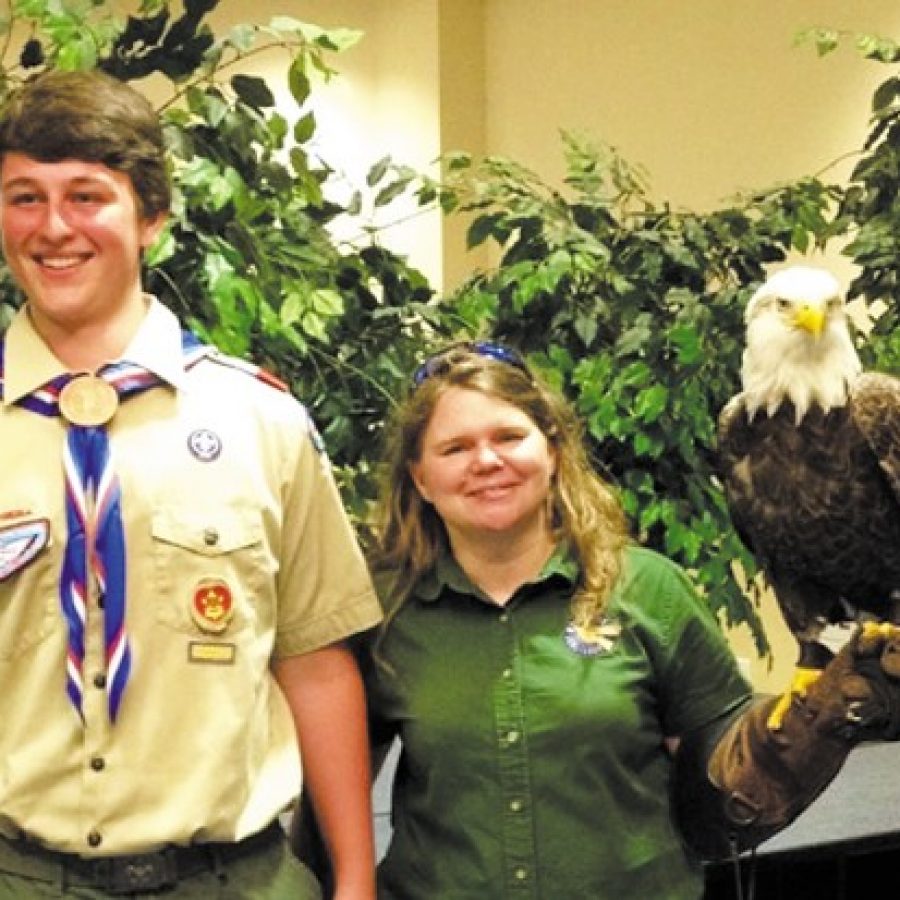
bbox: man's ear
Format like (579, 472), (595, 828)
(140, 210), (168, 251)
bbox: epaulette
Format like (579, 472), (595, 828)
(201, 350), (289, 393)
(199, 349), (326, 455)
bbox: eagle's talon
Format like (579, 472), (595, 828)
(767, 666), (823, 731)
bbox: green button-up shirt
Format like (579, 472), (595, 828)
(365, 544), (751, 899)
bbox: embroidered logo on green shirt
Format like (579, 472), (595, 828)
(563, 616), (622, 656)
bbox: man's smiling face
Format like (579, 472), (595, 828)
(0, 153), (164, 339)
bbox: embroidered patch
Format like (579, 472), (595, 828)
(190, 578), (234, 634)
(0, 518), (50, 581)
(187, 428), (222, 462)
(563, 616), (622, 657)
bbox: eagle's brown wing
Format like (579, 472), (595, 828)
(851, 372), (900, 504)
(716, 387), (900, 637)
(715, 395), (829, 637)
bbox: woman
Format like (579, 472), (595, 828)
(354, 341), (900, 899)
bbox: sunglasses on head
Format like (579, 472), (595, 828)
(412, 341), (531, 388)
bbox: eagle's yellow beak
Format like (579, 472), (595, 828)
(793, 302), (825, 338)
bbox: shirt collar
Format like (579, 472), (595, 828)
(415, 541), (579, 603)
(120, 296), (192, 391)
(3, 296), (189, 404)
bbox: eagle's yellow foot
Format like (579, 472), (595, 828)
(857, 621), (897, 653)
(767, 666), (823, 731)
(858, 621), (900, 679)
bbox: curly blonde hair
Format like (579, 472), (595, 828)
(371, 344), (630, 628)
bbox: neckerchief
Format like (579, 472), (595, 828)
(0, 330), (210, 722)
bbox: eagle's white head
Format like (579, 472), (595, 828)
(740, 265), (862, 423)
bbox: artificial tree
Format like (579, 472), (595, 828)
(3, 2), (896, 653)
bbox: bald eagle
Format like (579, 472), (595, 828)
(717, 266), (900, 709)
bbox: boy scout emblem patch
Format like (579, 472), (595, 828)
(191, 578), (234, 633)
(564, 617), (621, 656)
(187, 428), (222, 462)
(0, 518), (50, 581)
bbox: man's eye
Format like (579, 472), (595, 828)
(7, 193), (39, 206)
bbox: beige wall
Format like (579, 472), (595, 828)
(203, 1), (896, 689)
(483, 1), (900, 207)
(215, 1), (900, 287)
(480, 0), (900, 295)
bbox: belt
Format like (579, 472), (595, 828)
(0, 820), (284, 895)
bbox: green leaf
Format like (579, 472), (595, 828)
(669, 325), (701, 365)
(366, 156), (391, 187)
(572, 312), (598, 347)
(231, 74), (275, 109)
(374, 179), (411, 207)
(635, 383), (668, 422)
(293, 111), (316, 143)
(311, 288), (344, 316)
(56, 35), (97, 71)
(288, 58), (311, 104)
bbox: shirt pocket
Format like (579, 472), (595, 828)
(0, 516), (59, 660)
(151, 505), (270, 637)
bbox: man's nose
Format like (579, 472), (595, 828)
(38, 203), (74, 239)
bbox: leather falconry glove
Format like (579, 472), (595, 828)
(675, 622), (900, 858)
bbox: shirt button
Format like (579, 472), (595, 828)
(87, 831), (102, 848)
(505, 730), (520, 745)
(509, 799), (524, 812)
(203, 528), (219, 547)
(501, 668), (513, 680)
(499, 613), (509, 624)
(90, 757), (105, 772)
(93, 673), (106, 689)
(514, 866), (528, 881)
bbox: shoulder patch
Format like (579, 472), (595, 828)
(203, 350), (289, 393)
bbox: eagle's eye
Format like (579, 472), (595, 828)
(825, 297), (842, 312)
(775, 297), (792, 312)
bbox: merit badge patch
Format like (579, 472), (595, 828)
(187, 428), (222, 462)
(563, 616), (621, 657)
(0, 518), (50, 581)
(191, 578), (235, 633)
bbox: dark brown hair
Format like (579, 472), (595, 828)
(0, 70), (170, 218)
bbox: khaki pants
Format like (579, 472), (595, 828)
(0, 829), (322, 899)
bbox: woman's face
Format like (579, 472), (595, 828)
(410, 387), (556, 545)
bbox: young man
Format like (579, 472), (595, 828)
(0, 70), (381, 899)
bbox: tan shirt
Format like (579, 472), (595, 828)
(0, 300), (381, 854)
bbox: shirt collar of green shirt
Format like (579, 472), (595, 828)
(414, 541), (580, 603)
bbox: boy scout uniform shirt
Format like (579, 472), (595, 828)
(0, 299), (382, 855)
(366, 544), (752, 900)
